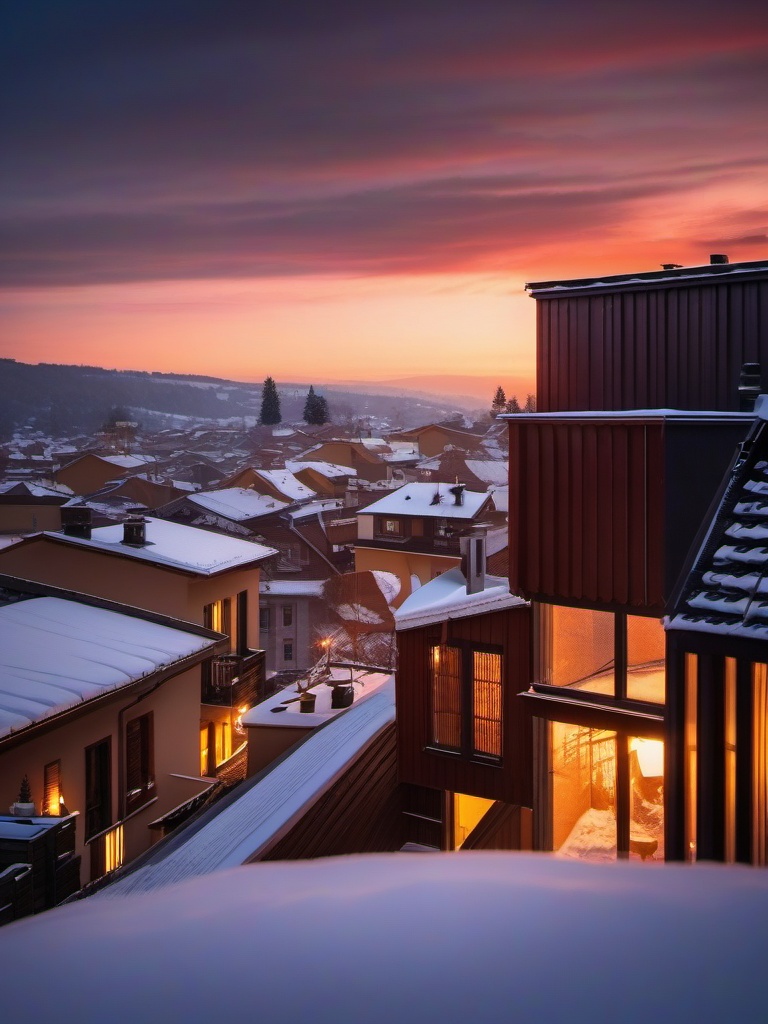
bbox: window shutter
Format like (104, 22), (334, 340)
(44, 760), (61, 816)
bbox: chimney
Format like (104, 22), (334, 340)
(61, 506), (92, 540)
(123, 507), (148, 546)
(710, 253), (729, 265)
(448, 483), (465, 507)
(460, 527), (486, 596)
(739, 363), (762, 412)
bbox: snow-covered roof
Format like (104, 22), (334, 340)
(0, 597), (216, 739)
(360, 482), (491, 520)
(100, 454), (155, 469)
(260, 579), (326, 597)
(188, 487), (288, 521)
(666, 414), (768, 640)
(500, 409), (751, 422)
(286, 459), (356, 479)
(489, 485), (509, 512)
(396, 567), (526, 630)
(288, 498), (344, 520)
(242, 667), (392, 728)
(5, 854), (768, 1024)
(42, 517), (276, 575)
(0, 481), (72, 498)
(465, 460), (509, 486)
(254, 469), (316, 501)
(92, 679), (394, 898)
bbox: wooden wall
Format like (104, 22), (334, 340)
(508, 417), (747, 611)
(396, 606), (532, 807)
(258, 722), (404, 860)
(535, 273), (768, 412)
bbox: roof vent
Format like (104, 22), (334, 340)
(739, 363), (762, 412)
(430, 490), (441, 506)
(449, 484), (465, 507)
(61, 506), (92, 540)
(661, 263), (683, 270)
(123, 507), (148, 546)
(460, 527), (486, 595)
(710, 253), (729, 265)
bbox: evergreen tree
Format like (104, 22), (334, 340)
(315, 395), (329, 424)
(303, 385), (318, 423)
(523, 393), (537, 413)
(491, 385), (507, 416)
(304, 385), (330, 425)
(260, 376), (281, 425)
(506, 395), (521, 414)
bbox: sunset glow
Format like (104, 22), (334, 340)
(2, 2), (766, 393)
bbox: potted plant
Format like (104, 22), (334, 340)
(10, 775), (36, 817)
(296, 678), (317, 713)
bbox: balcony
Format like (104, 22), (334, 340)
(202, 649), (268, 708)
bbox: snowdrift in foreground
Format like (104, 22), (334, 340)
(2, 852), (766, 1024)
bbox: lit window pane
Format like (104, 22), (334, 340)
(552, 723), (617, 860)
(627, 615), (666, 702)
(629, 737), (664, 861)
(473, 651), (502, 756)
(550, 606), (615, 696)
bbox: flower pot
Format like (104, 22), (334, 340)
(299, 693), (317, 713)
(11, 802), (36, 817)
(331, 684), (354, 709)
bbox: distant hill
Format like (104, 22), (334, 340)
(0, 360), (473, 439)
(351, 373), (536, 406)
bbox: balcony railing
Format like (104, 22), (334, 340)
(202, 649), (267, 707)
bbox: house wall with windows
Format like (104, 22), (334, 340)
(395, 566), (532, 852)
(1, 665), (208, 882)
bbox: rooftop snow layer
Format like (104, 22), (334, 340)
(286, 459), (356, 478)
(189, 487), (288, 520)
(253, 469), (316, 500)
(93, 679), (394, 897)
(0, 597), (215, 738)
(361, 482), (490, 519)
(44, 516), (277, 574)
(396, 567), (526, 630)
(5, 853), (768, 1024)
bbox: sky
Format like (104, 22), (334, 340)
(1, 1), (767, 396)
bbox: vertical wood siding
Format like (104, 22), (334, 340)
(536, 278), (768, 412)
(396, 607), (532, 806)
(509, 419), (666, 609)
(259, 722), (404, 860)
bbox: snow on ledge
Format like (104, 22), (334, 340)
(396, 567), (526, 630)
(3, 854), (768, 1023)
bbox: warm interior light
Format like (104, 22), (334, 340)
(631, 738), (664, 778)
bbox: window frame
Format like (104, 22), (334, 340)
(429, 640), (503, 764)
(84, 737), (112, 841)
(125, 712), (155, 816)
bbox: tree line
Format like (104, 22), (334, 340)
(492, 386), (536, 416)
(259, 378), (330, 426)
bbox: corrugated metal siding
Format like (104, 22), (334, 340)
(509, 420), (666, 609)
(396, 607), (532, 806)
(536, 278), (768, 412)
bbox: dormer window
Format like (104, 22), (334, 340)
(382, 517), (402, 536)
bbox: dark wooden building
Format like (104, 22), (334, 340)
(493, 254), (768, 863)
(395, 567), (532, 851)
(528, 256), (768, 413)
